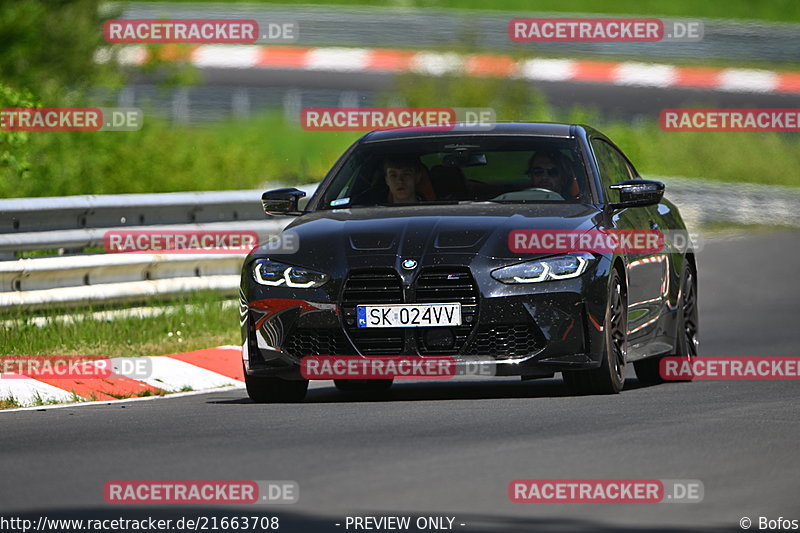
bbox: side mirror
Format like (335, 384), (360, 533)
(261, 188), (306, 216)
(608, 180), (664, 209)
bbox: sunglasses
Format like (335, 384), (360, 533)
(529, 166), (560, 177)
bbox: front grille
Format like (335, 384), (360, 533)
(342, 270), (404, 305)
(341, 269), (405, 355)
(464, 324), (545, 359)
(415, 268), (479, 354)
(284, 328), (355, 357)
(343, 328), (404, 355)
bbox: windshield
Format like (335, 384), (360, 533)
(317, 136), (590, 209)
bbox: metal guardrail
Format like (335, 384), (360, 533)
(0, 185), (317, 308)
(1, 221), (280, 256)
(0, 190), (268, 235)
(0, 256), (242, 308)
(654, 177), (800, 229)
(0, 179), (797, 309)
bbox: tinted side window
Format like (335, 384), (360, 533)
(591, 139), (633, 202)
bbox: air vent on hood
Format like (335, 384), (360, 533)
(349, 233), (396, 251)
(434, 230), (485, 249)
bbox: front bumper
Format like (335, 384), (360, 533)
(240, 256), (612, 380)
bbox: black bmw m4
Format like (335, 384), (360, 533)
(240, 123), (698, 402)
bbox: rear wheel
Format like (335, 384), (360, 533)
(334, 379), (393, 394)
(634, 265), (698, 385)
(563, 269), (627, 395)
(245, 372), (308, 403)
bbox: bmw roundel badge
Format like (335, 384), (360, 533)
(402, 259), (418, 270)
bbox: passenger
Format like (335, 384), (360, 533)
(384, 155), (425, 203)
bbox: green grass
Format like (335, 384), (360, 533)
(0, 294), (236, 409)
(698, 221), (800, 234)
(0, 292), (240, 357)
(0, 392), (63, 410)
(30, 391), (63, 406)
(69, 391), (85, 403)
(104, 389), (169, 399)
(131, 0), (800, 24)
(0, 389), (169, 410)
(0, 395), (21, 409)
(598, 123), (800, 188)
(1, 112), (361, 198)
(5, 73), (800, 200)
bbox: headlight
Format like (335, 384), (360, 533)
(491, 253), (593, 284)
(252, 259), (329, 288)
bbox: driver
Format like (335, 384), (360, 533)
(384, 156), (425, 203)
(489, 149), (569, 201)
(525, 149), (566, 193)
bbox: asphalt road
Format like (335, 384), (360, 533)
(2, 232), (799, 533)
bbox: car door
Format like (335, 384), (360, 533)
(590, 138), (665, 344)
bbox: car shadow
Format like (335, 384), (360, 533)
(212, 376), (662, 405)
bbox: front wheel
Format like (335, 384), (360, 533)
(634, 265), (698, 385)
(245, 373), (308, 403)
(563, 269), (627, 395)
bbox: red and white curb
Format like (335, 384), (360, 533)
(107, 45), (800, 95)
(0, 346), (244, 409)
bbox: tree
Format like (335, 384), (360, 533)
(0, 0), (121, 102)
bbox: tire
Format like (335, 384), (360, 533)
(673, 265), (699, 381)
(563, 268), (627, 395)
(334, 379), (393, 393)
(245, 373), (308, 403)
(633, 264), (699, 385)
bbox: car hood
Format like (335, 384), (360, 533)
(255, 203), (605, 268)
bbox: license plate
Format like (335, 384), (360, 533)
(357, 303), (461, 328)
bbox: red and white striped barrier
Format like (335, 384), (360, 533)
(112, 45), (800, 95)
(0, 346), (244, 408)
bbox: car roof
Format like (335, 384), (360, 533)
(360, 122), (587, 143)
